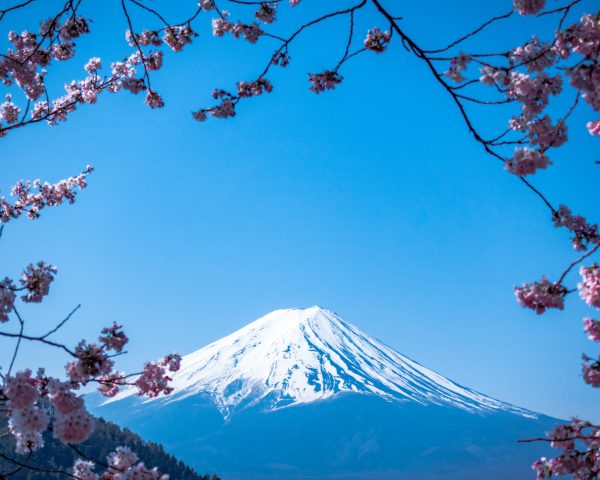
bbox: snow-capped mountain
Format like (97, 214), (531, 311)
(106, 306), (529, 417)
(90, 306), (558, 480)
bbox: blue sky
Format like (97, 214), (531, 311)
(1, 0), (598, 422)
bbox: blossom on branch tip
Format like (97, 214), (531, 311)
(20, 261), (57, 303)
(582, 355), (600, 387)
(513, 0), (545, 16)
(135, 362), (173, 397)
(578, 264), (600, 308)
(587, 120), (600, 137)
(308, 71), (343, 94)
(98, 372), (126, 397)
(583, 318), (600, 342)
(514, 277), (566, 314)
(66, 341), (114, 385)
(0, 277), (16, 322)
(256, 3), (277, 24)
(1, 94), (21, 124)
(552, 205), (599, 251)
(161, 353), (182, 372)
(99, 322), (129, 353)
(237, 78), (273, 98)
(505, 147), (550, 176)
(364, 27), (391, 53)
(53, 407), (95, 444)
(145, 90), (164, 109)
(73, 459), (98, 480)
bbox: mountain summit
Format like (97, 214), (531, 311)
(106, 306), (529, 417)
(92, 306), (557, 480)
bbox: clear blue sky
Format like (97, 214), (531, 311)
(1, 0), (598, 422)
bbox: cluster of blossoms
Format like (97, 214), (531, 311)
(74, 445), (168, 479)
(579, 265), (600, 309)
(532, 419), (600, 479)
(255, 3), (277, 24)
(212, 13), (264, 43)
(308, 71), (343, 94)
(552, 205), (599, 252)
(20, 261), (57, 303)
(444, 53), (471, 83)
(135, 353), (182, 398)
(513, 0), (546, 16)
(505, 147), (551, 176)
(363, 27), (392, 54)
(514, 277), (566, 314)
(584, 318), (600, 342)
(0, 165), (93, 223)
(0, 261), (58, 318)
(237, 78), (273, 98)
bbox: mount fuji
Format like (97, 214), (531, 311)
(88, 306), (559, 480)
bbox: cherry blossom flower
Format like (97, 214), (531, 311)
(553, 205), (599, 251)
(256, 3), (277, 24)
(4, 370), (38, 409)
(578, 264), (600, 308)
(308, 71), (343, 93)
(582, 355), (600, 387)
(511, 36), (556, 72)
(84, 57), (102, 74)
(513, 0), (545, 16)
(587, 120), (600, 137)
(1, 94), (21, 124)
(515, 277), (566, 314)
(20, 261), (57, 303)
(9, 405), (49, 433)
(53, 407), (95, 444)
(99, 322), (129, 353)
(237, 78), (273, 98)
(0, 165), (94, 223)
(66, 341), (114, 385)
(161, 353), (182, 372)
(73, 459), (98, 480)
(0, 277), (16, 322)
(98, 372), (126, 397)
(12, 431), (44, 454)
(48, 379), (85, 414)
(145, 90), (164, 109)
(135, 362), (173, 397)
(364, 27), (391, 53)
(121, 463), (169, 480)
(505, 147), (551, 176)
(583, 318), (600, 342)
(107, 446), (138, 471)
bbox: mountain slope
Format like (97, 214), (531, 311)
(105, 306), (532, 417)
(90, 306), (559, 480)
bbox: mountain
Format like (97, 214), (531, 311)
(88, 306), (559, 480)
(0, 417), (220, 480)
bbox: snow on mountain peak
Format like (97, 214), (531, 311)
(105, 306), (533, 418)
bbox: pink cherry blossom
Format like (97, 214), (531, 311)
(364, 27), (391, 54)
(582, 355), (600, 387)
(578, 264), (600, 308)
(0, 277), (16, 322)
(84, 57), (102, 74)
(4, 370), (38, 409)
(1, 94), (21, 124)
(48, 379), (84, 414)
(513, 0), (545, 16)
(99, 322), (129, 353)
(515, 277), (566, 314)
(12, 431), (44, 454)
(66, 341), (114, 385)
(107, 446), (139, 471)
(505, 147), (551, 176)
(161, 353), (182, 372)
(9, 405), (49, 433)
(552, 205), (599, 251)
(308, 71), (343, 93)
(98, 372), (126, 397)
(587, 120), (600, 137)
(583, 318), (600, 342)
(20, 261), (57, 303)
(135, 362), (173, 397)
(73, 459), (98, 480)
(145, 90), (164, 109)
(237, 78), (273, 98)
(53, 408), (95, 444)
(256, 3), (277, 24)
